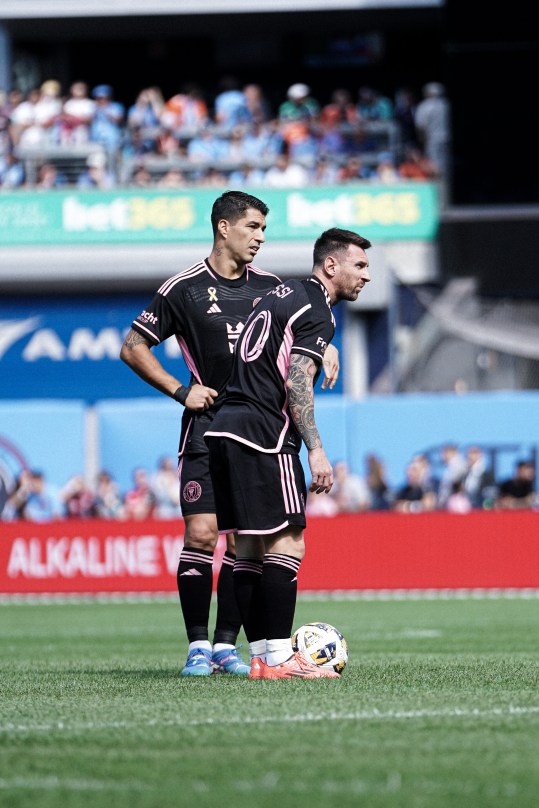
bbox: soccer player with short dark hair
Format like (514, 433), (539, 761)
(205, 227), (372, 679)
(120, 191), (340, 677)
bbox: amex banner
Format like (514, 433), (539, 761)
(1, 512), (538, 595)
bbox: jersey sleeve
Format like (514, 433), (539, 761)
(131, 291), (183, 346)
(290, 286), (334, 366)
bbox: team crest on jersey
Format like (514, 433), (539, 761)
(226, 322), (244, 353)
(183, 480), (202, 502)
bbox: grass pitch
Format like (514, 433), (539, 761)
(1, 595), (538, 808)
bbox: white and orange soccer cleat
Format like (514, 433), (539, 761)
(263, 651), (340, 679)
(249, 656), (267, 680)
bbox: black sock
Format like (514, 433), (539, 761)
(233, 558), (264, 643)
(213, 551), (242, 645)
(177, 547), (213, 643)
(262, 553), (301, 640)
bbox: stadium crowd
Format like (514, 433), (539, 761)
(0, 77), (449, 189)
(2, 446), (536, 523)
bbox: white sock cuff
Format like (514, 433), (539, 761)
(189, 640), (212, 653)
(249, 639), (267, 657)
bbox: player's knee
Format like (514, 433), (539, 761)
(266, 527), (305, 559)
(288, 539), (306, 561)
(183, 516), (218, 551)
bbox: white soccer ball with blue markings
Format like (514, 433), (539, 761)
(291, 621), (348, 674)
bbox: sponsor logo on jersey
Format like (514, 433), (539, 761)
(206, 303), (222, 314)
(317, 336), (328, 351)
(137, 310), (158, 325)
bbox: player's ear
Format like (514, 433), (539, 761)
(324, 255), (336, 277)
(217, 218), (229, 239)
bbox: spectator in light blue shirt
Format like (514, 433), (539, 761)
(89, 84), (125, 154)
(241, 121), (284, 163)
(4, 469), (63, 522)
(214, 76), (248, 131)
(24, 471), (62, 521)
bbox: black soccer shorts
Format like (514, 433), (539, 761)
(178, 413), (216, 516)
(179, 450), (216, 516)
(207, 437), (307, 534)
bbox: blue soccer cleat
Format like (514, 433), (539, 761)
(180, 647), (212, 677)
(211, 646), (250, 676)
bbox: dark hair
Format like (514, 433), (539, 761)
(210, 191), (269, 235)
(313, 227), (371, 266)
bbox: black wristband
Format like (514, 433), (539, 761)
(173, 385), (191, 405)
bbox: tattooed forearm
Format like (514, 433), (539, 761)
(286, 354), (322, 450)
(120, 327), (181, 397)
(123, 329), (150, 349)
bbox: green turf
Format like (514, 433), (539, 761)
(1, 596), (538, 808)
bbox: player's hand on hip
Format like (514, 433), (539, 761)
(320, 344), (339, 390)
(187, 384), (218, 412)
(307, 447), (333, 494)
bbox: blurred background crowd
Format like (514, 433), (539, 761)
(2, 444), (536, 523)
(0, 75), (449, 190)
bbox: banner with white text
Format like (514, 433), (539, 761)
(1, 512), (537, 595)
(0, 185), (438, 246)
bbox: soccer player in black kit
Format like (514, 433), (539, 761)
(205, 227), (371, 679)
(120, 191), (340, 677)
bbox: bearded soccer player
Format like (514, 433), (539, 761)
(120, 191), (340, 676)
(205, 227), (371, 679)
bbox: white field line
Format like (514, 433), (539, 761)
(0, 776), (153, 791)
(0, 627), (444, 640)
(1, 704), (538, 735)
(1, 588), (539, 605)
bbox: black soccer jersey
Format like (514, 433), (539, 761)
(131, 259), (281, 455)
(205, 276), (335, 454)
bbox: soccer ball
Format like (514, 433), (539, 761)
(291, 621), (348, 674)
